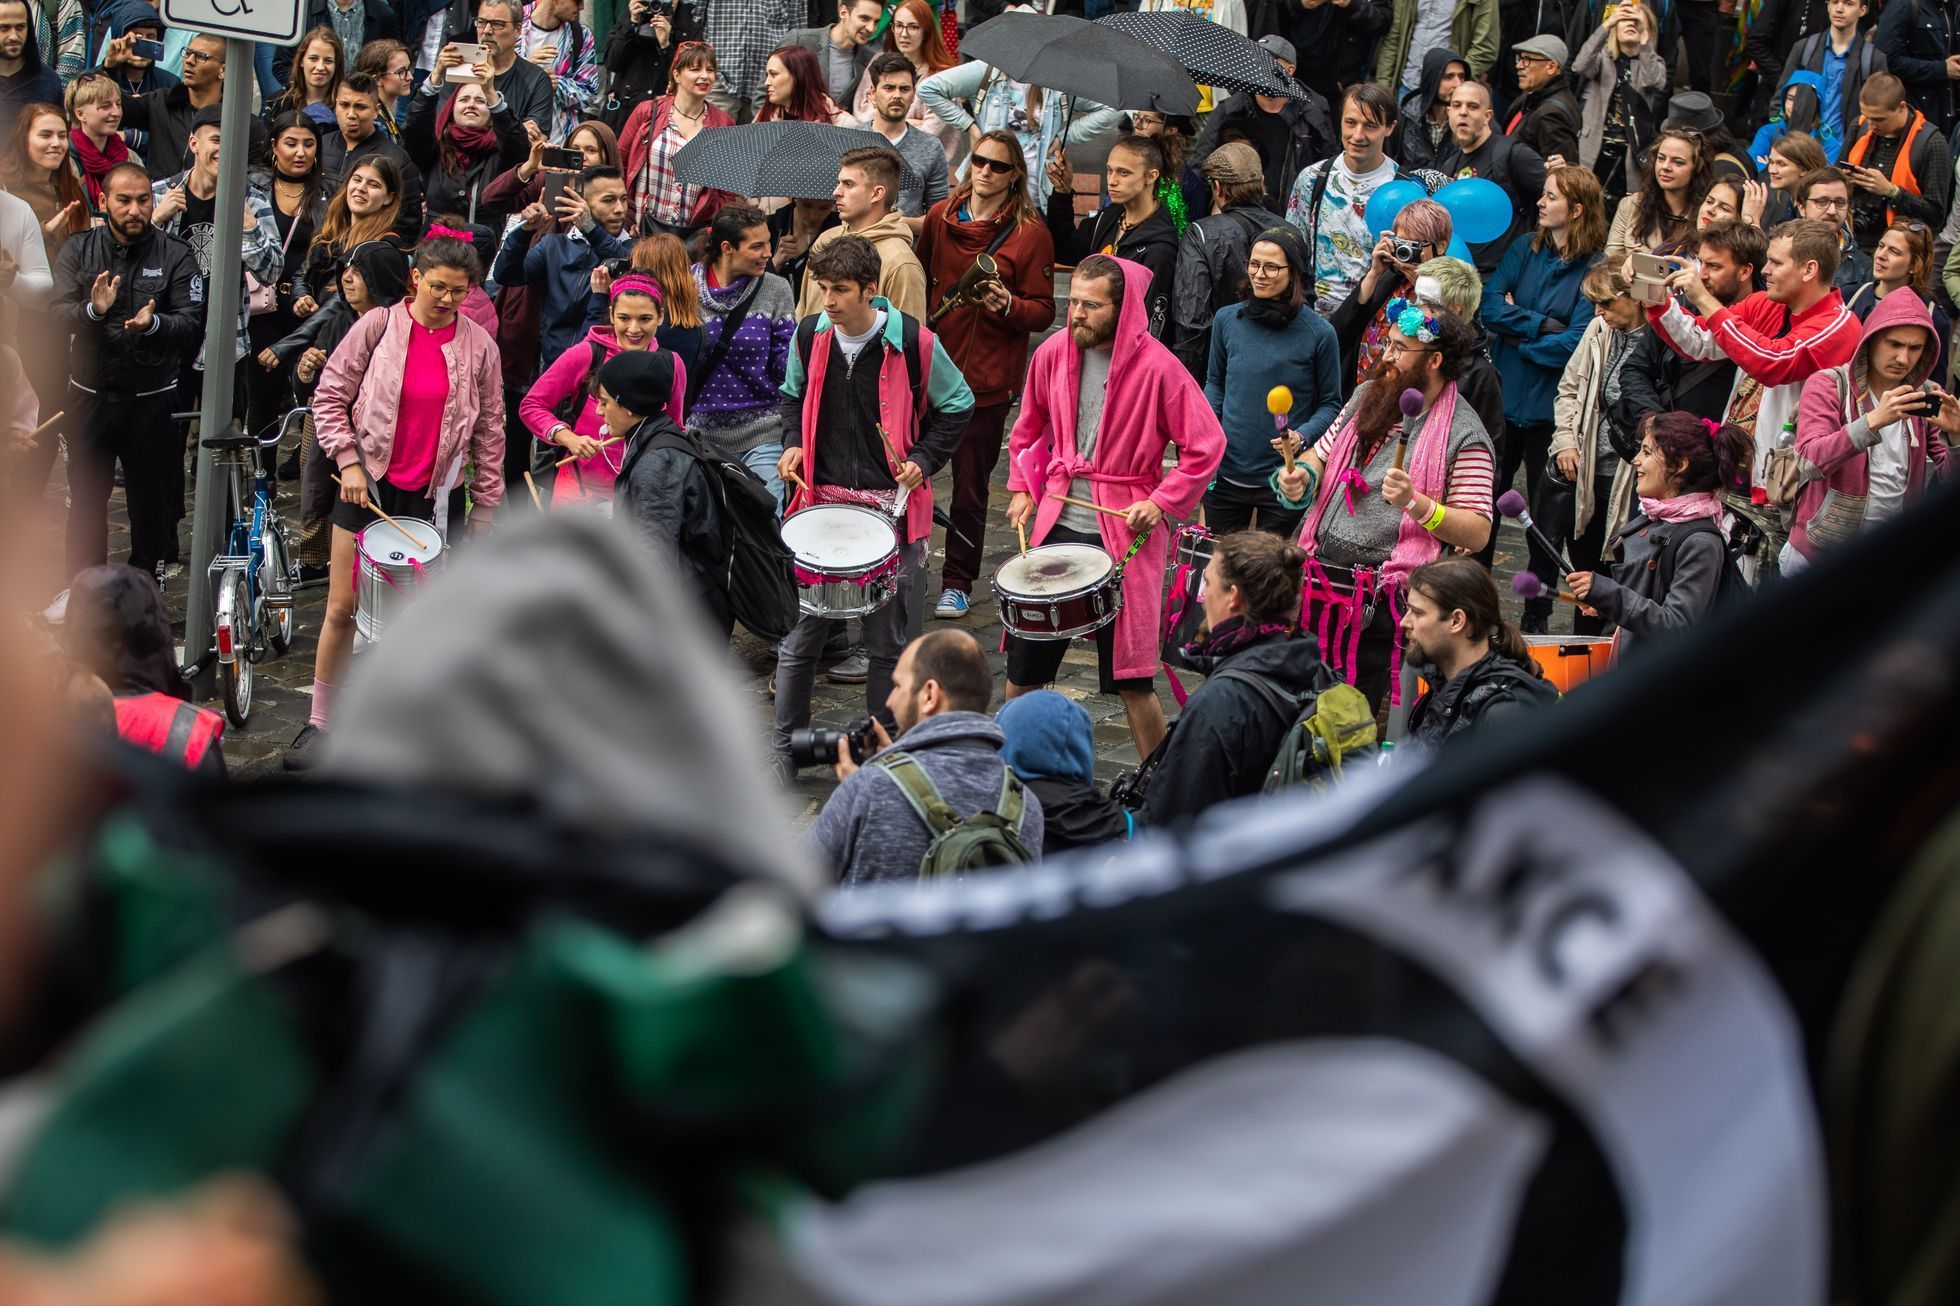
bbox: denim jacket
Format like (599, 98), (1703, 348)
(916, 59), (1121, 206)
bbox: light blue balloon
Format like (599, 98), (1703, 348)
(1444, 234), (1473, 263)
(1365, 179), (1428, 238)
(1435, 177), (1511, 244)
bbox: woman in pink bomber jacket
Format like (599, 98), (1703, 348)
(287, 236), (505, 770)
(1789, 289), (1954, 575)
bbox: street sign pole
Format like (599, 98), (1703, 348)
(181, 37), (254, 698)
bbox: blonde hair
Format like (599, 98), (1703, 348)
(64, 72), (120, 120)
(1605, 2), (1656, 56)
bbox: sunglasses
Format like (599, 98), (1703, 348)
(970, 154), (1017, 175)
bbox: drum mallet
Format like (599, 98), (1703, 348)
(555, 435), (620, 467)
(24, 409), (64, 446)
(522, 470), (545, 511)
(1391, 388), (1424, 471)
(330, 471), (420, 541)
(1267, 386), (1295, 469)
(1511, 571), (1585, 608)
(1495, 488), (1576, 575)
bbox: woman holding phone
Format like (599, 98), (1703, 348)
(405, 61), (529, 229)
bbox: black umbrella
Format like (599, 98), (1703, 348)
(960, 12), (1199, 116)
(1095, 12), (1308, 101)
(670, 122), (921, 201)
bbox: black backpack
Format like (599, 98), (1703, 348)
(1656, 517), (1752, 606)
(616, 419), (798, 641)
(794, 312), (928, 421)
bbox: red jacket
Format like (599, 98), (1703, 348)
(915, 199), (1056, 407)
(114, 693), (224, 771)
(618, 96), (735, 230)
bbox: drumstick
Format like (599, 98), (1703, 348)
(1057, 493), (1130, 520)
(26, 409), (64, 442)
(784, 466), (813, 497)
(522, 470), (545, 511)
(877, 423), (904, 467)
(1015, 518), (1028, 556)
(554, 435), (621, 467)
(330, 472), (420, 541)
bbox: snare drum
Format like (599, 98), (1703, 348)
(781, 504), (901, 618)
(994, 543), (1122, 640)
(355, 518), (444, 641)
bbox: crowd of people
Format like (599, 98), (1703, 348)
(2, 0), (1956, 887)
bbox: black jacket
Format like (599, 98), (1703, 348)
(1142, 631), (1331, 827)
(1847, 113), (1951, 250)
(1406, 649), (1558, 749)
(0, 17), (60, 137)
(1396, 47), (1467, 175)
(1505, 75), (1582, 165)
(1191, 91), (1336, 214)
(274, 0), (403, 84)
(1877, 0), (1957, 128)
(1046, 199), (1179, 339)
(320, 128), (427, 237)
(1169, 203), (1271, 380)
(404, 90), (530, 228)
(1497, 0), (1567, 102)
(1257, 0), (1390, 104)
(617, 415), (731, 635)
(54, 225), (204, 397)
(598, 7), (683, 132)
(1614, 323), (1736, 437)
(1437, 130), (1548, 272)
(119, 84), (270, 179)
(1024, 776), (1129, 857)
(1460, 325), (1508, 448)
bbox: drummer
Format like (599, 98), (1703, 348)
(287, 236), (506, 771)
(1004, 253), (1225, 759)
(770, 236), (975, 784)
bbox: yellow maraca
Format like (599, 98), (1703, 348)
(1268, 385), (1296, 469)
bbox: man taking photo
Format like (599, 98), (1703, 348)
(810, 628), (1044, 887)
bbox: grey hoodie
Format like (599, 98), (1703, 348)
(808, 711), (1045, 888)
(319, 512), (820, 897)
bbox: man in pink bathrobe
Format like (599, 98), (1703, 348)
(1004, 253), (1225, 758)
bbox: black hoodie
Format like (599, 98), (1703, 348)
(0, 14), (61, 137)
(1396, 48), (1467, 175)
(1406, 649), (1557, 750)
(1045, 197), (1179, 340)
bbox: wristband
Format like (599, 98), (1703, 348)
(1420, 498), (1447, 532)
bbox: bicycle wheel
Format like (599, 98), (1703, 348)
(262, 524), (294, 657)
(219, 569), (254, 727)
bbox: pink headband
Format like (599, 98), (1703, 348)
(609, 272), (663, 304)
(426, 223), (473, 243)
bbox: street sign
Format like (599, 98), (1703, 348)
(161, 0), (305, 46)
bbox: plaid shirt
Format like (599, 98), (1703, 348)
(149, 172), (284, 367)
(632, 116), (698, 228)
(700, 0), (801, 106)
(517, 5), (600, 142)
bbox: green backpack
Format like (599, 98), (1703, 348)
(873, 752), (1036, 880)
(1214, 669), (1382, 792)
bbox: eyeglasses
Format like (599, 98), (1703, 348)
(1897, 220), (1931, 233)
(1245, 259), (1289, 276)
(969, 154), (1016, 175)
(474, 17), (512, 31)
(891, 19), (923, 31)
(183, 48), (217, 65)
(1513, 53), (1551, 64)
(1381, 340), (1437, 358)
(675, 39), (715, 52)
(1807, 195), (1851, 212)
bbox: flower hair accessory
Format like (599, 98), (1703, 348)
(1387, 297), (1440, 343)
(609, 272), (664, 303)
(426, 223), (474, 243)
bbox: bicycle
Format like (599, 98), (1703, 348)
(203, 407), (304, 726)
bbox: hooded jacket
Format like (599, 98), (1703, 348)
(915, 199), (1056, 406)
(522, 327), (687, 504)
(1142, 630), (1332, 827)
(808, 711), (1046, 888)
(1192, 91), (1337, 212)
(1406, 647), (1558, 749)
(319, 510), (821, 897)
(995, 690), (1129, 857)
(0, 14), (59, 137)
(1505, 72), (1583, 165)
(1791, 288), (1952, 560)
(1045, 199), (1179, 340)
(1008, 256), (1225, 681)
(796, 210), (928, 323)
(94, 0), (175, 155)
(1397, 48), (1468, 174)
(1376, 0), (1499, 86)
(1751, 70), (1836, 165)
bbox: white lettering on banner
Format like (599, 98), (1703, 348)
(162, 0), (304, 45)
(1269, 776), (1827, 1306)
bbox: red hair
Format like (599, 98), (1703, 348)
(886, 0), (956, 75)
(756, 45), (834, 123)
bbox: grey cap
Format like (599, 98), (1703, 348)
(1513, 34), (1568, 68)
(1200, 141), (1263, 185)
(1256, 34), (1296, 66)
(1664, 90), (1725, 134)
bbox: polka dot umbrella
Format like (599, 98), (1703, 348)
(1095, 11), (1311, 101)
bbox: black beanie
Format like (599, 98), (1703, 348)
(347, 238), (411, 306)
(596, 349), (676, 419)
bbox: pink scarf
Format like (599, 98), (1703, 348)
(1639, 491), (1725, 523)
(1297, 381), (1459, 591)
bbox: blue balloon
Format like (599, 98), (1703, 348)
(1435, 177), (1511, 244)
(1365, 179), (1428, 238)
(1444, 234), (1473, 263)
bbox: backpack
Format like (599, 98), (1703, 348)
(1214, 668), (1382, 791)
(872, 751), (1034, 880)
(1656, 517), (1753, 606)
(616, 420), (799, 641)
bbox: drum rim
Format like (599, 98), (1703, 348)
(993, 542), (1116, 601)
(356, 516), (443, 564)
(781, 502), (901, 569)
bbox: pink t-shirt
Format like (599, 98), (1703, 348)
(385, 317), (457, 493)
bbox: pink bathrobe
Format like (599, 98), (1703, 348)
(1006, 257), (1225, 679)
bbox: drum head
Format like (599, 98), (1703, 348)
(996, 543), (1113, 596)
(781, 504), (898, 568)
(359, 518), (442, 565)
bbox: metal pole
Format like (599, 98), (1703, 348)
(182, 39), (254, 697)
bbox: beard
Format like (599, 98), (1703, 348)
(1071, 317), (1117, 350)
(1354, 357), (1408, 445)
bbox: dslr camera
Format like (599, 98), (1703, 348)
(635, 0), (673, 37)
(790, 716), (878, 769)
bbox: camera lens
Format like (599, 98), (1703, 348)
(789, 727), (844, 769)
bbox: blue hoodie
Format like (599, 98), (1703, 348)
(1752, 71), (1841, 166)
(996, 691), (1097, 788)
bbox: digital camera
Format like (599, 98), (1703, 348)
(789, 716), (878, 769)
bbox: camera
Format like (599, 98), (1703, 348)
(1389, 235), (1429, 265)
(635, 0), (672, 36)
(790, 716), (877, 769)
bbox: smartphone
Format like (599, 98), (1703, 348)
(540, 169), (572, 215)
(131, 37), (166, 61)
(446, 42), (489, 82)
(1630, 251), (1681, 305)
(1905, 388), (1943, 414)
(540, 146), (583, 171)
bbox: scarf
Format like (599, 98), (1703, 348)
(1181, 615), (1295, 663)
(70, 128), (128, 207)
(1297, 380), (1459, 591)
(1241, 293), (1297, 329)
(436, 97), (503, 178)
(1639, 491), (1726, 523)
